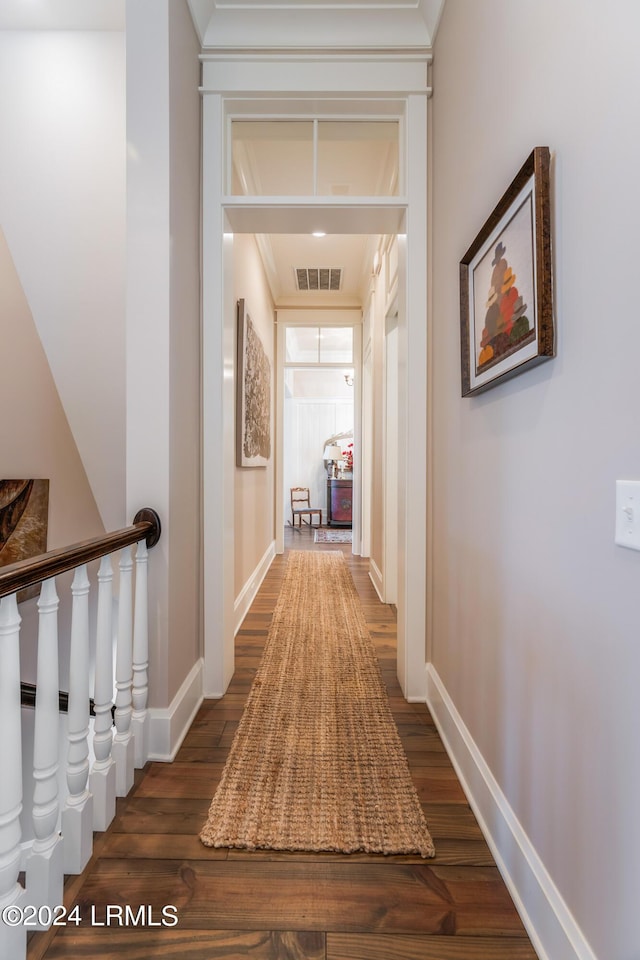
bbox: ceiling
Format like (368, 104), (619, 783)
(0, 0), (443, 42)
(0, 0), (124, 30)
(256, 233), (373, 308)
(0, 0), (428, 311)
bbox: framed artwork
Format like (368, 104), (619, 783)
(0, 479), (50, 601)
(236, 299), (271, 467)
(460, 146), (554, 397)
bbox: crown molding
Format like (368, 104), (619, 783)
(201, 47), (433, 61)
(188, 0), (445, 51)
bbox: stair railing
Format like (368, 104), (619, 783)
(0, 508), (160, 957)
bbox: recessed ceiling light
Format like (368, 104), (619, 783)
(312, 231), (326, 238)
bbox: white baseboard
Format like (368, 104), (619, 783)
(425, 664), (598, 960)
(234, 540), (276, 635)
(147, 658), (204, 762)
(369, 558), (383, 602)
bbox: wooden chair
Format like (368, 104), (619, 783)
(290, 487), (322, 529)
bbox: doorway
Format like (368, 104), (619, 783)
(283, 364), (354, 537)
(277, 317), (361, 554)
(201, 84), (429, 701)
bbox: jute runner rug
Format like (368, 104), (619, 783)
(199, 550), (435, 858)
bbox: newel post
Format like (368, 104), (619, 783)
(131, 538), (149, 768)
(130, 505), (160, 769)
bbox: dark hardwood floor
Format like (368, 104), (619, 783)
(29, 527), (538, 959)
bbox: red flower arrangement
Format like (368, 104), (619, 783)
(343, 443), (353, 472)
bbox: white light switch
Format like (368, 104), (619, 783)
(615, 480), (640, 551)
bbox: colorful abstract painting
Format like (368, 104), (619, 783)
(472, 197), (536, 376)
(460, 147), (554, 396)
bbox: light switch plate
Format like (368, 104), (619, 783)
(615, 480), (640, 551)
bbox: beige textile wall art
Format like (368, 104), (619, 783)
(236, 298), (271, 467)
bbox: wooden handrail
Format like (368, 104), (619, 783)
(0, 507), (161, 601)
(21, 681), (71, 714)
(19, 681), (112, 720)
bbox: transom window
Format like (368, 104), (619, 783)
(231, 120), (399, 197)
(285, 326), (353, 364)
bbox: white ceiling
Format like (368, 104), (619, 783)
(0, 0), (124, 31)
(260, 233), (373, 306)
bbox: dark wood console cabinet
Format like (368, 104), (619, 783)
(327, 478), (352, 527)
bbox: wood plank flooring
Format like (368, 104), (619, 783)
(29, 530), (538, 960)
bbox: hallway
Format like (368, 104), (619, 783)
(30, 531), (538, 960)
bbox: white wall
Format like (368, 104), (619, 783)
(127, 0), (202, 710)
(430, 3), (640, 960)
(168, 0), (202, 704)
(284, 391), (353, 522)
(0, 29), (126, 531)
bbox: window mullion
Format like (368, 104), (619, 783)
(313, 119), (318, 197)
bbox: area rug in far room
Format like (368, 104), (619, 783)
(314, 527), (352, 543)
(199, 550), (435, 858)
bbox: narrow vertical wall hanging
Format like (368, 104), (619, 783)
(236, 299), (271, 467)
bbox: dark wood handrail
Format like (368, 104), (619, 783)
(21, 682), (70, 714)
(0, 507), (161, 601)
(20, 681), (111, 720)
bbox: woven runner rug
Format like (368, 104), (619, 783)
(200, 550), (435, 858)
(314, 527), (352, 543)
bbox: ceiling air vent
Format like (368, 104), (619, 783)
(295, 267), (342, 292)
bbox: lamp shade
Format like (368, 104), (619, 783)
(323, 444), (343, 461)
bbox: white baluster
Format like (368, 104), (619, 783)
(113, 546), (135, 796)
(90, 555), (116, 831)
(26, 578), (64, 929)
(62, 564), (93, 873)
(0, 594), (26, 959)
(132, 538), (149, 768)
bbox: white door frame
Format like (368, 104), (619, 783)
(200, 57), (429, 701)
(383, 303), (399, 607)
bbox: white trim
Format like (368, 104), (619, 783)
(395, 92), (428, 700)
(275, 313), (286, 554)
(425, 664), (599, 960)
(147, 659), (204, 762)
(382, 300), (398, 606)
(202, 94), (236, 699)
(369, 557), (383, 601)
(234, 540), (276, 634)
(19, 841), (34, 872)
(201, 56), (432, 98)
(201, 59), (429, 731)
